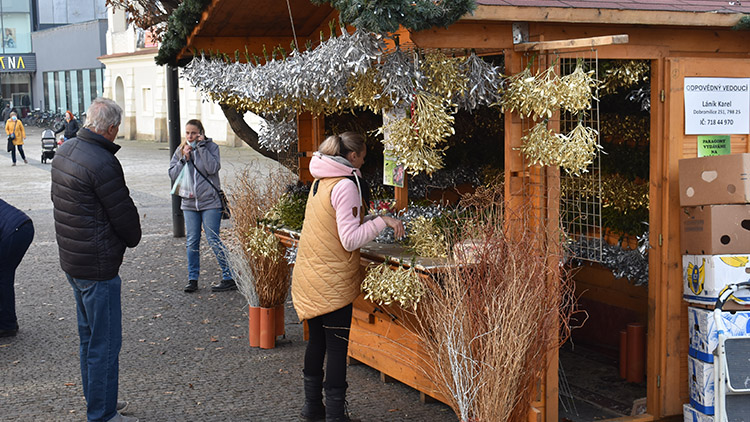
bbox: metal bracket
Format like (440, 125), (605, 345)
(512, 22), (529, 45)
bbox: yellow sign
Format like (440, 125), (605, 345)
(0, 54), (36, 72)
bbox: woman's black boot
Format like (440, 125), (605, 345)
(300, 374), (325, 421)
(324, 383), (359, 422)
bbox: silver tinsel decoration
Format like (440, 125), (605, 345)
(258, 110), (298, 153)
(374, 204), (446, 244)
(181, 28), (386, 120)
(568, 229), (649, 286)
(285, 245), (298, 265)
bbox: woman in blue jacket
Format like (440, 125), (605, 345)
(169, 119), (233, 293)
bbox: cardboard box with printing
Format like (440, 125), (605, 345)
(679, 154), (750, 207)
(683, 403), (714, 422)
(683, 255), (750, 304)
(688, 306), (750, 362)
(680, 204), (750, 255)
(688, 355), (715, 415)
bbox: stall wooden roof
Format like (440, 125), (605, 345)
(178, 0), (750, 60)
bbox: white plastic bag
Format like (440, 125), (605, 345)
(171, 165), (195, 198)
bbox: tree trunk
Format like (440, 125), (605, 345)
(220, 104), (298, 172)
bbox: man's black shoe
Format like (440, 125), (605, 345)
(211, 279), (237, 292)
(0, 325), (18, 337)
(184, 280), (198, 293)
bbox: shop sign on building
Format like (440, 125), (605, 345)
(0, 54), (36, 72)
(684, 77), (750, 135)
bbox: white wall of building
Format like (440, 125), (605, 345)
(99, 6), (260, 146)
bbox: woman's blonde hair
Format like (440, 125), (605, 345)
(318, 131), (365, 159)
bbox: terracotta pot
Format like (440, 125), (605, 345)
(626, 322), (645, 383)
(275, 304), (285, 337)
(619, 329), (628, 379)
(248, 305), (260, 348)
(259, 307), (276, 349)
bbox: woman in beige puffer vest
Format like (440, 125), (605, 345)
(292, 132), (404, 422)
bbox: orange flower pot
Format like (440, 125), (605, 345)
(275, 304), (285, 337)
(259, 307), (276, 349)
(248, 305), (260, 348)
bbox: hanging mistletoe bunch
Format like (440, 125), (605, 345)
(377, 46), (420, 107)
(380, 91), (455, 175)
(600, 60), (649, 95)
(520, 120), (600, 175)
(503, 62), (596, 120)
(362, 261), (425, 309)
(456, 52), (504, 111)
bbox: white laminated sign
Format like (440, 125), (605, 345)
(684, 77), (750, 135)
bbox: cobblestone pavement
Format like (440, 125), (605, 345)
(0, 127), (458, 422)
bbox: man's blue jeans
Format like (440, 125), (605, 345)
(67, 274), (122, 422)
(183, 208), (232, 281)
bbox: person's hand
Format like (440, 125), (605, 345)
(382, 216), (405, 239)
(182, 144), (192, 160)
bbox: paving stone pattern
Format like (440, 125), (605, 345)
(0, 127), (458, 422)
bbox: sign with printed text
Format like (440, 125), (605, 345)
(684, 77), (750, 135)
(698, 135), (731, 157)
(0, 54), (36, 72)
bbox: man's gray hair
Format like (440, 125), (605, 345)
(84, 98), (122, 133)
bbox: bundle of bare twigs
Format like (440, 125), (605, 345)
(414, 183), (576, 422)
(224, 165), (295, 308)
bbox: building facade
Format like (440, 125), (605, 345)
(99, 7), (249, 145)
(1, 0), (35, 116)
(31, 19), (107, 116)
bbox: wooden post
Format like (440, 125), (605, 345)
(298, 112), (325, 183)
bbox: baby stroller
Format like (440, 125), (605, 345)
(40, 129), (57, 164)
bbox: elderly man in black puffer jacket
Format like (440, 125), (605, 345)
(51, 97), (141, 422)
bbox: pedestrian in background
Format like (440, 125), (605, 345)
(1, 104), (10, 122)
(168, 119), (234, 293)
(0, 198), (34, 338)
(51, 97), (141, 422)
(54, 110), (82, 144)
(5, 111), (27, 165)
(292, 132), (405, 422)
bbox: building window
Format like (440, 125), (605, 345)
(43, 68), (105, 115)
(142, 87), (152, 112)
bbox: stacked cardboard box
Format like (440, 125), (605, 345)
(679, 154), (750, 420)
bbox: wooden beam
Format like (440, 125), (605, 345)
(514, 34), (629, 52)
(466, 5), (747, 28)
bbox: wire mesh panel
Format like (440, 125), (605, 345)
(559, 52), (602, 262)
(518, 49), (602, 262)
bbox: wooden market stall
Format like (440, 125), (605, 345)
(171, 1), (750, 421)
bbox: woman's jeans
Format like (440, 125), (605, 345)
(304, 304), (353, 388)
(67, 274), (122, 422)
(183, 208), (231, 281)
(10, 144), (25, 163)
(0, 220), (34, 330)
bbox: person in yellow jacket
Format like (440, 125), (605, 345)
(292, 132), (404, 422)
(5, 112), (27, 166)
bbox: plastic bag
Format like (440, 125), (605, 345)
(170, 165), (195, 198)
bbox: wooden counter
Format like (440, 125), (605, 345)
(273, 227), (450, 404)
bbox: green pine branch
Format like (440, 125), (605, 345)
(155, 0), (212, 66)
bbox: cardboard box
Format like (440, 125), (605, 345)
(683, 403), (714, 422)
(683, 255), (750, 304)
(680, 205), (750, 255)
(688, 355), (714, 415)
(688, 306), (750, 362)
(679, 154), (750, 206)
